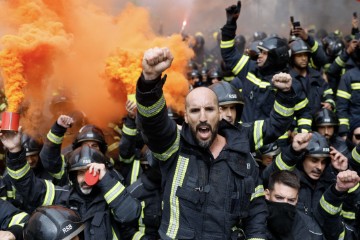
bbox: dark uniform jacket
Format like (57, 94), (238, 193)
(135, 72), (296, 240)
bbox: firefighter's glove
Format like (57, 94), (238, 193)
(225, 1), (241, 25)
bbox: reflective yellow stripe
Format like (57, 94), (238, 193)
(104, 182), (125, 204)
(130, 160), (141, 185)
(0, 102), (6, 111)
(253, 120), (264, 151)
(338, 230), (345, 240)
(8, 212), (28, 227)
(246, 72), (270, 88)
(166, 155), (189, 239)
(122, 125), (137, 136)
(274, 101), (294, 117)
(111, 227), (119, 240)
(138, 201), (145, 233)
(297, 118), (312, 126)
(137, 95), (166, 118)
(232, 55), (249, 75)
(341, 210), (355, 219)
(337, 90), (351, 99)
(153, 129), (180, 161)
(7, 163), (30, 179)
(348, 182), (359, 193)
(220, 39), (235, 49)
(294, 98), (309, 111)
(43, 180), (55, 206)
(323, 88), (334, 96)
(49, 155), (65, 180)
(108, 141), (119, 153)
(0, 197), (6, 200)
(351, 82), (360, 90)
(335, 56), (346, 67)
(278, 131), (289, 140)
(352, 148), (360, 164)
(132, 231), (145, 240)
(275, 154), (295, 171)
(339, 118), (349, 126)
(223, 76), (234, 82)
(47, 130), (64, 144)
(119, 155), (135, 164)
(311, 40), (318, 52)
(320, 195), (341, 215)
(7, 190), (14, 198)
(250, 185), (265, 201)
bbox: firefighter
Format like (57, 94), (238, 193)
(1, 127), (141, 240)
(136, 44), (296, 239)
(0, 199), (28, 240)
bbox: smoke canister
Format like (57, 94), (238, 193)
(84, 169), (99, 186)
(1, 111), (20, 132)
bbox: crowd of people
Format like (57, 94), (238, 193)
(0, 1), (360, 239)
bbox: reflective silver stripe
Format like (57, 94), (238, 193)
(47, 130), (64, 144)
(320, 195), (341, 215)
(119, 154), (135, 164)
(275, 154), (295, 171)
(8, 212), (28, 227)
(339, 118), (349, 126)
(341, 210), (355, 220)
(122, 125), (137, 136)
(166, 155), (189, 239)
(335, 56), (346, 67)
(297, 118), (312, 126)
(137, 95), (166, 118)
(351, 82), (360, 90)
(311, 40), (319, 52)
(232, 55), (249, 75)
(130, 160), (141, 185)
(250, 185), (265, 201)
(220, 39), (235, 49)
(43, 180), (55, 206)
(246, 72), (270, 88)
(132, 231), (145, 240)
(294, 98), (309, 111)
(323, 88), (334, 96)
(49, 155), (65, 180)
(7, 163), (30, 179)
(104, 182), (125, 204)
(274, 101), (294, 117)
(153, 129), (180, 161)
(336, 90), (351, 99)
(253, 120), (264, 151)
(352, 148), (360, 164)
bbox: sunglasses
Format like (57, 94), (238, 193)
(354, 134), (360, 140)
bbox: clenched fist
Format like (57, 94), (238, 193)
(142, 47), (174, 80)
(272, 72), (292, 92)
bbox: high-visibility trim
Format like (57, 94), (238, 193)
(8, 212), (28, 227)
(297, 118), (312, 126)
(352, 148), (360, 164)
(0, 197), (6, 200)
(223, 76), (234, 82)
(119, 154), (135, 164)
(335, 56), (346, 67)
(43, 180), (55, 206)
(130, 160), (141, 185)
(153, 129), (180, 161)
(351, 82), (360, 90)
(336, 90), (351, 100)
(49, 155), (65, 180)
(341, 210), (355, 220)
(339, 118), (349, 126)
(7, 190), (14, 198)
(294, 98), (309, 111)
(104, 182), (125, 204)
(348, 183), (359, 193)
(111, 227), (119, 240)
(253, 120), (264, 151)
(132, 231), (145, 240)
(338, 230), (345, 240)
(311, 40), (319, 52)
(246, 72), (270, 88)
(138, 201), (146, 232)
(137, 95), (166, 118)
(274, 101), (294, 117)
(275, 154), (295, 171)
(166, 156), (189, 239)
(7, 163), (30, 180)
(278, 131), (289, 140)
(122, 125), (137, 136)
(320, 195), (341, 215)
(107, 141), (119, 153)
(47, 130), (64, 144)
(250, 185), (265, 201)
(325, 99), (336, 107)
(220, 39), (235, 49)
(0, 102), (6, 111)
(323, 88), (334, 96)
(232, 55), (250, 75)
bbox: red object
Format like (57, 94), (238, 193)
(85, 170), (99, 186)
(1, 112), (20, 131)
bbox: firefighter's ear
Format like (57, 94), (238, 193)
(264, 189), (270, 201)
(184, 111), (188, 123)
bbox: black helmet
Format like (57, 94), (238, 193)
(253, 31), (267, 41)
(21, 134), (43, 157)
(68, 145), (107, 172)
(326, 39), (344, 58)
(289, 38), (311, 55)
(246, 40), (261, 60)
(207, 68), (222, 80)
(209, 81), (244, 106)
(257, 36), (290, 71)
(258, 141), (281, 157)
(72, 124), (107, 153)
(235, 34), (246, 53)
(190, 69), (201, 79)
(306, 132), (330, 158)
(23, 205), (85, 240)
(314, 108), (338, 127)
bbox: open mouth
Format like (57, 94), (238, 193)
(197, 124), (211, 140)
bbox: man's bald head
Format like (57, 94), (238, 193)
(186, 87), (219, 109)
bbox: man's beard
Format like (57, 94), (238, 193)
(79, 182), (93, 195)
(191, 122), (219, 148)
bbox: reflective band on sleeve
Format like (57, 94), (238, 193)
(339, 118), (349, 126)
(320, 195), (342, 215)
(132, 231), (145, 240)
(232, 55), (250, 75)
(323, 88), (334, 96)
(8, 212), (28, 227)
(104, 182), (125, 204)
(297, 118), (312, 126)
(166, 156), (189, 239)
(0, 102), (6, 111)
(341, 210), (355, 220)
(122, 125), (137, 136)
(7, 163), (30, 180)
(253, 120), (264, 151)
(111, 227), (119, 240)
(7, 190), (14, 198)
(137, 95), (166, 118)
(336, 90), (351, 99)
(351, 82), (360, 90)
(274, 101), (294, 117)
(294, 98), (309, 111)
(348, 183), (359, 193)
(246, 72), (270, 88)
(49, 155), (65, 180)
(311, 40), (319, 52)
(130, 160), (141, 185)
(119, 155), (135, 164)
(352, 148), (360, 164)
(153, 129), (180, 161)
(338, 230), (345, 240)
(220, 39), (235, 49)
(275, 154), (295, 171)
(250, 185), (265, 201)
(47, 130), (64, 144)
(107, 141), (119, 153)
(43, 180), (55, 206)
(335, 56), (346, 67)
